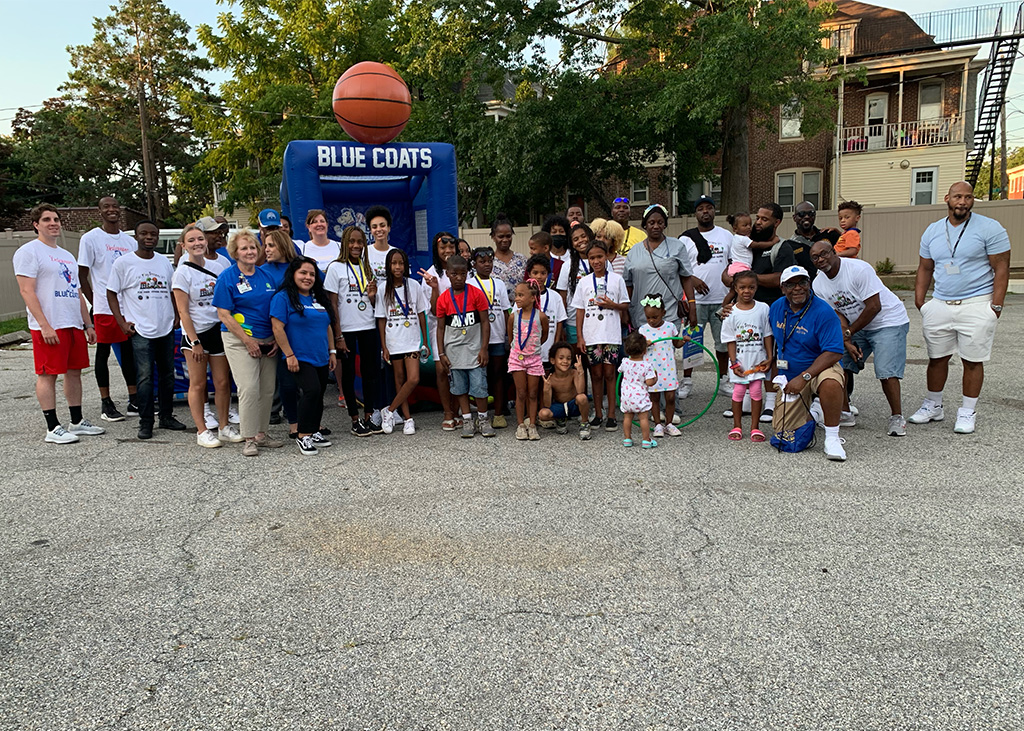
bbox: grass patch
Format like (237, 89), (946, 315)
(0, 317), (28, 336)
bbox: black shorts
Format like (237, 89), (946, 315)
(181, 325), (225, 357)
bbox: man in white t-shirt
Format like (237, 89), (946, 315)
(810, 240), (911, 436)
(13, 204), (105, 444)
(680, 194), (733, 398)
(107, 220), (186, 440)
(78, 196), (139, 422)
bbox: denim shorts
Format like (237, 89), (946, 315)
(565, 324), (577, 345)
(841, 322), (908, 379)
(488, 342), (509, 358)
(550, 400), (581, 419)
(450, 366), (488, 398)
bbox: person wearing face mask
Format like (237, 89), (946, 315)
(541, 215), (571, 268)
(610, 197), (646, 254)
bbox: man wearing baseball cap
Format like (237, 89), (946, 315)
(769, 265), (848, 460)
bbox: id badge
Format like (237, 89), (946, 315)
(944, 262), (960, 275)
(236, 281), (252, 294)
(777, 359), (789, 370)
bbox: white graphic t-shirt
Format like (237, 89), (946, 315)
(107, 253), (175, 338)
(374, 278), (429, 355)
(720, 300), (771, 384)
(467, 275), (511, 345)
(366, 245), (396, 284)
(77, 228), (137, 315)
(301, 239), (342, 272)
(172, 257), (228, 334)
(12, 239), (84, 331)
(682, 225), (733, 305)
(324, 260), (376, 333)
(811, 258), (909, 332)
(569, 270), (629, 346)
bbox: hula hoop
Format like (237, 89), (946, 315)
(615, 335), (721, 428)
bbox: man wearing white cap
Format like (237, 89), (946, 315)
(769, 265), (848, 461)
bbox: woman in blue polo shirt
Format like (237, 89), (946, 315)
(214, 230), (282, 456)
(271, 257), (338, 456)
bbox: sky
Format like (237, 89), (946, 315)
(1, 0), (1023, 145)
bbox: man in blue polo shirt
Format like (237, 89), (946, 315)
(770, 265), (848, 461)
(911, 181), (1010, 435)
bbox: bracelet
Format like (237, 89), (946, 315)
(686, 299), (696, 304)
(329, 349), (337, 354)
(285, 353), (294, 358)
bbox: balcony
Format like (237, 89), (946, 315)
(840, 116), (965, 153)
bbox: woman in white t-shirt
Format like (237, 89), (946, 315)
(366, 204), (396, 284)
(301, 209), (341, 272)
(324, 225), (381, 437)
(419, 231), (457, 429)
(171, 224), (237, 448)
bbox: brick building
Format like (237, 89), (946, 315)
(3, 206), (149, 234)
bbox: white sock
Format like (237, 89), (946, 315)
(841, 410), (853, 419)
(462, 412), (472, 421)
(683, 377), (692, 385)
(765, 391), (776, 409)
(926, 390), (943, 406)
(961, 396), (978, 412)
(480, 410), (489, 421)
(824, 425), (840, 440)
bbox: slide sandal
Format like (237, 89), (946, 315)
(728, 428), (743, 441)
(750, 429), (766, 442)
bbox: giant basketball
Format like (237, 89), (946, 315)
(332, 62), (412, 145)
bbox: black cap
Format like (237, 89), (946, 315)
(695, 194), (716, 208)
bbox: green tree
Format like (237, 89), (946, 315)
(973, 146), (1024, 199)
(63, 0), (213, 221)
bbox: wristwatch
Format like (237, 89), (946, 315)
(801, 372), (812, 382)
(843, 328), (852, 338)
(991, 304), (1003, 313)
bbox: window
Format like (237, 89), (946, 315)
(781, 99), (803, 139)
(632, 180), (649, 205)
(919, 81), (943, 120)
(776, 169), (823, 212)
(912, 167), (938, 205)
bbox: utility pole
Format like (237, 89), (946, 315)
(1000, 99), (1009, 200)
(138, 80), (158, 222)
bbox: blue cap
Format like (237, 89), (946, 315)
(258, 209), (281, 227)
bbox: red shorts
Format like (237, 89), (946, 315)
(93, 313), (129, 344)
(32, 328), (90, 375)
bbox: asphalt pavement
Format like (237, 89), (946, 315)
(1, 293), (1022, 730)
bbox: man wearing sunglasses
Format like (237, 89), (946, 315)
(611, 197), (646, 255)
(790, 202), (837, 279)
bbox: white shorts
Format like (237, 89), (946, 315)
(920, 295), (998, 362)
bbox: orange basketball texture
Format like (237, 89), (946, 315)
(332, 62), (412, 145)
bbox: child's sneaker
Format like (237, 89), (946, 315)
(554, 418), (568, 434)
(578, 421), (592, 440)
(665, 423), (682, 437)
(403, 418), (416, 435)
(515, 422), (529, 440)
(228, 406), (240, 424)
(380, 406), (395, 434)
(479, 419), (496, 438)
(462, 419), (475, 438)
(538, 418), (555, 429)
(527, 419), (540, 441)
(652, 423), (665, 438)
(492, 414), (508, 428)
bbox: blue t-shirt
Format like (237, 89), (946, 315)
(269, 291), (331, 367)
(212, 264), (276, 339)
(770, 294), (844, 379)
(260, 261), (290, 291)
(919, 212), (1010, 299)
(216, 246), (234, 264)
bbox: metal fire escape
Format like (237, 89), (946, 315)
(913, 2), (1024, 187)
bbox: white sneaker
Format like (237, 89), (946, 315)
(228, 406), (240, 424)
(759, 408), (773, 424)
(197, 429), (222, 448)
(839, 410), (856, 428)
(887, 414), (907, 437)
(652, 423), (665, 438)
(671, 413), (681, 425)
(677, 381), (692, 399)
(69, 419), (105, 436)
(381, 406), (395, 434)
(954, 408), (976, 434)
(393, 412), (405, 425)
(665, 423), (682, 437)
(403, 417), (416, 435)
(849, 402), (859, 416)
(45, 425), (79, 444)
(203, 405), (218, 431)
(809, 399), (824, 427)
(719, 380), (733, 396)
(218, 424), (244, 443)
(824, 435), (847, 461)
(722, 409), (734, 418)
(908, 401), (944, 424)
(742, 393), (752, 414)
(370, 409), (382, 427)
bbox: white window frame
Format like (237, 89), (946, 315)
(776, 168), (824, 212)
(632, 180), (650, 205)
(780, 99), (803, 140)
(865, 93), (889, 150)
(912, 166), (939, 205)
(919, 80), (944, 121)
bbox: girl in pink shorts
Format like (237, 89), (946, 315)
(508, 279), (550, 441)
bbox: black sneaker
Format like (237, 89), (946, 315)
(100, 400), (125, 422)
(555, 418), (568, 435)
(126, 400), (139, 417)
(367, 418), (384, 435)
(589, 415), (602, 427)
(310, 431), (332, 447)
(269, 411), (283, 425)
(158, 416), (187, 431)
(351, 419), (371, 437)
(296, 435), (318, 456)
(605, 417), (617, 432)
(137, 425), (153, 440)
(318, 427), (332, 436)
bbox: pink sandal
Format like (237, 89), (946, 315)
(728, 428), (743, 441)
(750, 429), (766, 442)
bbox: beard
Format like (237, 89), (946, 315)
(750, 223), (776, 242)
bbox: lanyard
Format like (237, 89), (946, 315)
(347, 262), (366, 294)
(474, 275), (494, 306)
(393, 286), (410, 319)
(449, 287), (468, 325)
(592, 271), (608, 309)
(579, 260), (591, 276)
(944, 214), (970, 260)
(541, 290), (549, 314)
(779, 300), (812, 358)
(517, 308), (536, 351)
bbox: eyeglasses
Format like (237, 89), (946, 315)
(793, 210), (816, 218)
(783, 279), (810, 288)
(809, 250), (832, 262)
(613, 197), (630, 204)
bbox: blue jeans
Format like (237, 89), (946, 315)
(131, 332), (175, 427)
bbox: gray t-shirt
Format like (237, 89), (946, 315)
(436, 286), (490, 370)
